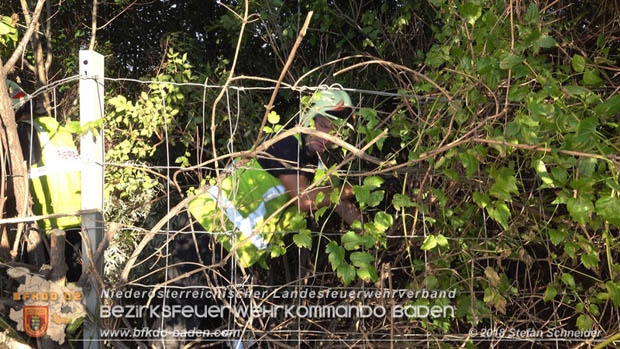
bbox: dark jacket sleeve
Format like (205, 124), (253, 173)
(17, 122), (42, 167)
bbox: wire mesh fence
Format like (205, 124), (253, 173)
(3, 72), (618, 348)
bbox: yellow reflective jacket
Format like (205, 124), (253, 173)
(26, 117), (81, 231)
(188, 159), (299, 268)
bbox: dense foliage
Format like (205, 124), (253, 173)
(1, 0), (619, 346)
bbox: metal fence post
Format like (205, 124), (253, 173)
(79, 50), (104, 348)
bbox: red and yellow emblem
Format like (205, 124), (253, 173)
(23, 306), (48, 337)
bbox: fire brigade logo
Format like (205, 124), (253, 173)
(23, 306), (48, 337)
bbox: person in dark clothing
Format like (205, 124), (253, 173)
(161, 87), (362, 348)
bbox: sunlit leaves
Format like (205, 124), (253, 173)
(293, 229), (312, 249)
(341, 231), (373, 250)
(350, 252), (374, 267)
(326, 241), (345, 270)
(420, 234), (448, 251)
(337, 263), (356, 286)
(267, 111), (280, 124)
(459, 2), (482, 25)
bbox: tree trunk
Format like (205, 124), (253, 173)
(0, 77), (31, 218)
(0, 0), (47, 265)
(49, 229), (67, 285)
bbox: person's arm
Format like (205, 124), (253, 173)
(278, 173), (361, 225)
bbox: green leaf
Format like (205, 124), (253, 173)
(0, 17), (16, 36)
(551, 167), (568, 186)
(270, 245), (286, 258)
(524, 2), (539, 23)
(364, 176), (384, 189)
(459, 151), (478, 179)
(605, 281), (620, 308)
(576, 116), (598, 144)
(326, 241), (345, 270)
(357, 264), (379, 282)
(499, 54), (523, 70)
(583, 69), (603, 86)
(473, 191), (491, 209)
(459, 2), (482, 25)
(293, 229), (312, 249)
(66, 316), (84, 335)
(392, 194), (414, 210)
(576, 315), (593, 331)
(508, 86), (529, 102)
(596, 196), (620, 226)
(533, 159), (554, 188)
(548, 229), (566, 245)
(421, 235), (437, 250)
(436, 234), (449, 247)
(315, 206), (328, 222)
(374, 211), (393, 232)
(543, 286), (557, 301)
(536, 35), (557, 48)
(490, 167), (519, 201)
(605, 179), (620, 193)
(267, 111), (280, 124)
(352, 186), (370, 206)
(578, 158), (597, 178)
(341, 231), (372, 250)
(350, 252), (374, 267)
(572, 54), (586, 73)
(564, 242), (578, 258)
(581, 252), (599, 270)
(567, 196), (594, 224)
(488, 201), (511, 230)
(561, 273), (576, 289)
(368, 190), (385, 207)
(564, 85), (588, 96)
(315, 191), (326, 206)
(64, 121), (82, 134)
(330, 188), (341, 204)
(594, 95), (620, 118)
(337, 263), (356, 285)
(290, 214), (307, 230)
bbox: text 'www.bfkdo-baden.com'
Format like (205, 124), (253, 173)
(99, 327), (241, 340)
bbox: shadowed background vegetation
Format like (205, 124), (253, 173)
(1, 0), (619, 347)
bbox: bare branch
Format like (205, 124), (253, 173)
(89, 0), (98, 50)
(2, 0), (46, 75)
(253, 11), (313, 147)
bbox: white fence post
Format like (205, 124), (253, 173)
(79, 50), (104, 347)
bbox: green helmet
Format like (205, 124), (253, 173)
(6, 80), (27, 111)
(302, 86), (354, 130)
